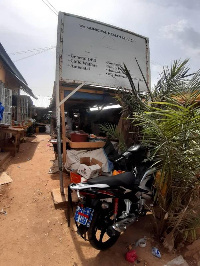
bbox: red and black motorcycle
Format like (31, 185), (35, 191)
(68, 145), (156, 250)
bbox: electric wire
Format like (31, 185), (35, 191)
(41, 0), (58, 16)
(9, 45), (56, 56)
(14, 46), (56, 62)
(41, 0), (58, 15)
(45, 0), (58, 14)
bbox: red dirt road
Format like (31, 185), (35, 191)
(0, 134), (177, 266)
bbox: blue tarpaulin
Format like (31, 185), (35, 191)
(0, 102), (5, 121)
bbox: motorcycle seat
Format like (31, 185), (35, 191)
(87, 172), (135, 189)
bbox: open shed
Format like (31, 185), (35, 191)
(51, 82), (121, 158)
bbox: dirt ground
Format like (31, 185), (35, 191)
(0, 134), (196, 266)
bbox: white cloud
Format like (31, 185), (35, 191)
(160, 20), (200, 57)
(153, 0), (200, 10)
(1, 0), (200, 94)
(161, 20), (188, 39)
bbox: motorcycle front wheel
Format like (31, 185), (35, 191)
(88, 210), (120, 250)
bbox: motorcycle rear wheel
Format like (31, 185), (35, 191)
(88, 211), (120, 250)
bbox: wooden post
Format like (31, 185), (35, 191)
(58, 83), (85, 166)
(60, 89), (66, 164)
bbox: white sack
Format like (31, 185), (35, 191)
(77, 164), (101, 179)
(65, 148), (109, 172)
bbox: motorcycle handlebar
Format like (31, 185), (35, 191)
(115, 156), (124, 163)
(115, 152), (132, 163)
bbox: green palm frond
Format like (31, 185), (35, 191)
(117, 59), (200, 247)
(99, 123), (127, 152)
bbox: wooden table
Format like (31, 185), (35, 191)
(50, 138), (105, 160)
(66, 137), (105, 149)
(0, 127), (24, 156)
(50, 138), (105, 149)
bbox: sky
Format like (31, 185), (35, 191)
(0, 0), (200, 101)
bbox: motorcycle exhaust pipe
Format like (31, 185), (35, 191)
(112, 215), (137, 233)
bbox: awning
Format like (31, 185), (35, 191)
(0, 43), (37, 99)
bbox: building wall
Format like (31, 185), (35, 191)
(0, 60), (6, 83)
(0, 60), (20, 94)
(5, 71), (20, 91)
(0, 61), (21, 125)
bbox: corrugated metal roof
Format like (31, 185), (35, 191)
(0, 43), (37, 99)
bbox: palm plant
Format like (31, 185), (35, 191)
(118, 59), (200, 249)
(100, 123), (127, 152)
(134, 102), (200, 248)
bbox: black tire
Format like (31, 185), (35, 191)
(88, 210), (120, 250)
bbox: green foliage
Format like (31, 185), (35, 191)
(99, 123), (127, 152)
(117, 63), (149, 114)
(153, 59), (190, 101)
(119, 59), (200, 248)
(134, 102), (200, 241)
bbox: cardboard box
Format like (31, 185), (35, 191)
(77, 157), (103, 179)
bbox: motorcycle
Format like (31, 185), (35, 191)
(68, 144), (156, 250)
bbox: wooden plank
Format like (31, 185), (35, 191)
(66, 137), (105, 149)
(60, 90), (66, 163)
(51, 187), (78, 206)
(67, 140), (105, 149)
(0, 127), (24, 134)
(51, 188), (68, 205)
(60, 86), (117, 96)
(60, 86), (104, 94)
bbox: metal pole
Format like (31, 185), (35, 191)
(55, 12), (64, 195)
(56, 103), (64, 195)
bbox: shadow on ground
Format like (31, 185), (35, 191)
(12, 136), (39, 163)
(0, 136), (40, 172)
(63, 205), (158, 266)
